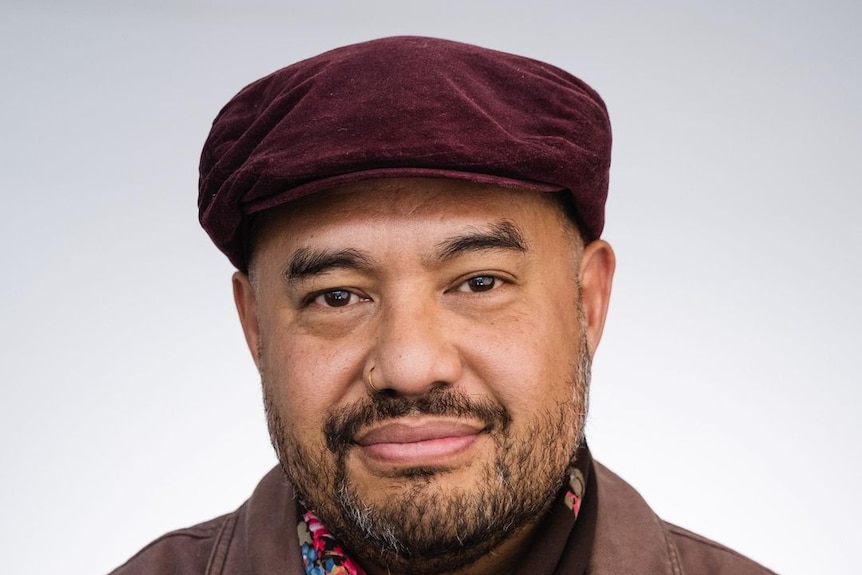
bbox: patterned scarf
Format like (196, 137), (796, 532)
(297, 467), (586, 575)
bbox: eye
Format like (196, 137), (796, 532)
(313, 289), (362, 308)
(457, 275), (497, 293)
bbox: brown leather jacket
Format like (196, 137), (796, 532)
(110, 461), (776, 575)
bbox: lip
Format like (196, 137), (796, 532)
(353, 417), (485, 466)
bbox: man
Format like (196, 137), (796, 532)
(112, 37), (776, 575)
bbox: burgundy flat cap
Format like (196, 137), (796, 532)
(199, 36), (611, 270)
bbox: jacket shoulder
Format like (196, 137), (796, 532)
(109, 513), (235, 575)
(664, 522), (777, 575)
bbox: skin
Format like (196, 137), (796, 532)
(233, 178), (615, 575)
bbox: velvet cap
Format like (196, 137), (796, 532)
(199, 36), (612, 270)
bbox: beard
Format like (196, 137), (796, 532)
(263, 326), (592, 575)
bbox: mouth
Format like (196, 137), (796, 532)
(352, 417), (486, 467)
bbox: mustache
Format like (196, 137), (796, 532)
(324, 388), (511, 454)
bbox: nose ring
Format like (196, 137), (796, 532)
(367, 366), (379, 392)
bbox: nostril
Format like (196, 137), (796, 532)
(429, 381), (450, 393)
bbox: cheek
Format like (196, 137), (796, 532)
(260, 326), (367, 427)
(462, 304), (581, 410)
(468, 317), (577, 405)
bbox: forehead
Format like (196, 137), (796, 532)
(253, 177), (576, 243)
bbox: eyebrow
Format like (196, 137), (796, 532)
(284, 247), (375, 283)
(434, 221), (528, 261)
(283, 221), (527, 283)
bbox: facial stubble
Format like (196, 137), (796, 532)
(262, 324), (591, 575)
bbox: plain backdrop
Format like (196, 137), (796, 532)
(1, 1), (859, 574)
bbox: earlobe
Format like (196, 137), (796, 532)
(232, 271), (262, 370)
(579, 240), (616, 357)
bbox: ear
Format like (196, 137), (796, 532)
(579, 240), (615, 357)
(232, 271), (262, 371)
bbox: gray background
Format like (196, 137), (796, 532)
(1, 1), (859, 573)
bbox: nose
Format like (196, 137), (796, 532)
(369, 296), (463, 397)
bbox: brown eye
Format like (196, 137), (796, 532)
(318, 289), (354, 307)
(460, 276), (496, 293)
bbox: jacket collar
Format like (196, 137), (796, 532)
(590, 461), (682, 575)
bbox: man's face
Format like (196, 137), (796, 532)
(233, 178), (614, 574)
